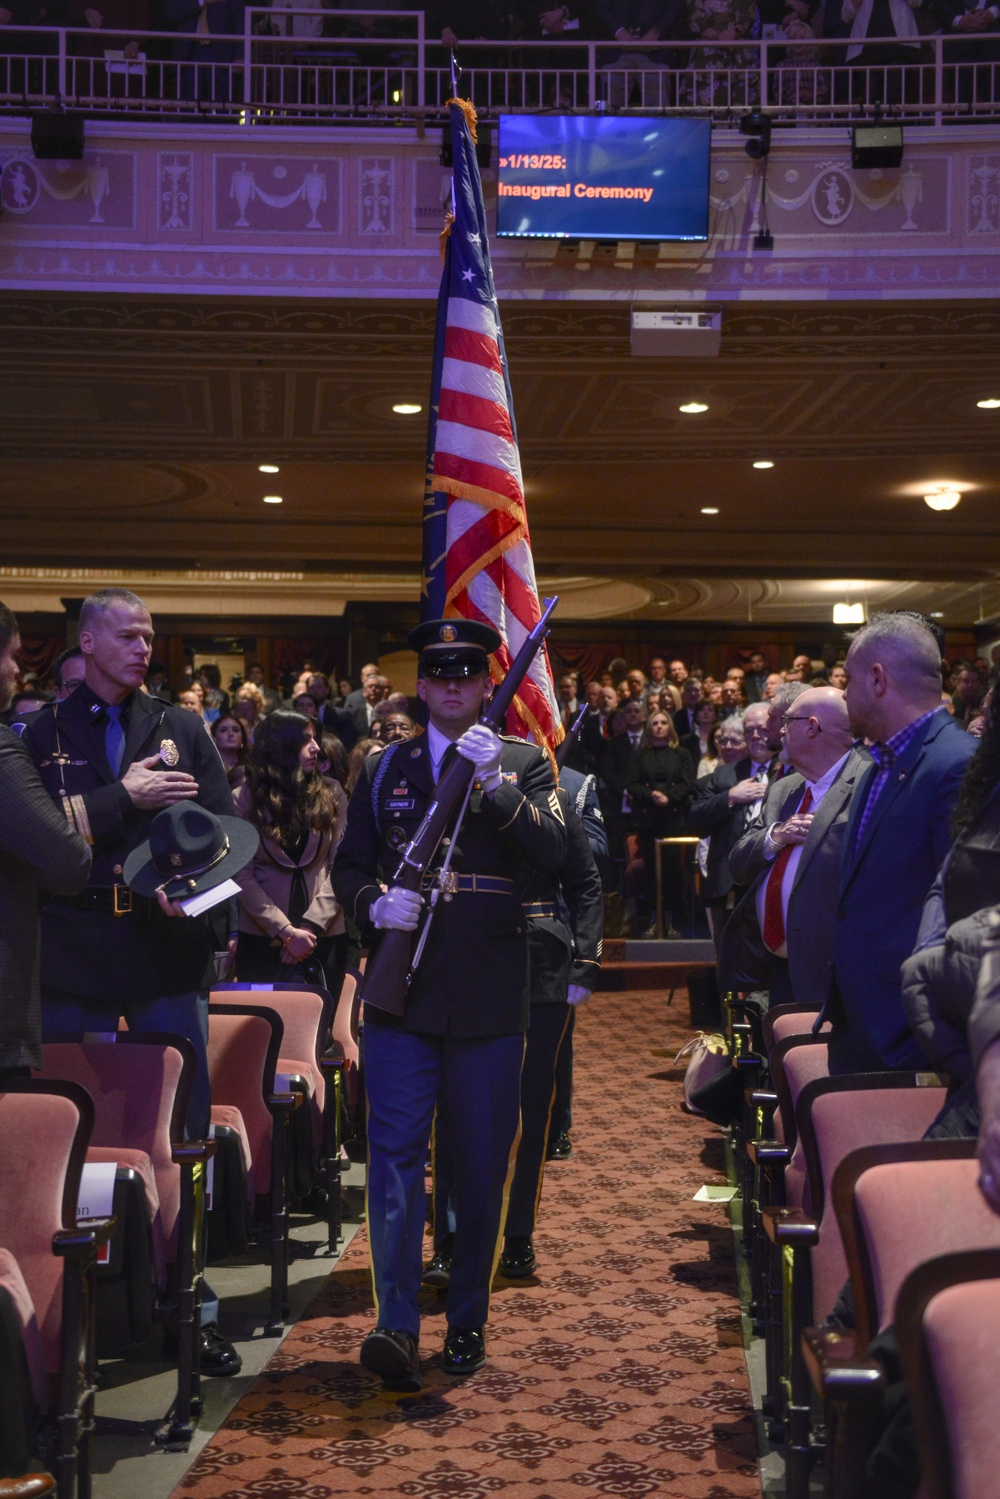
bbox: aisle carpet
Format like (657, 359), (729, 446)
(174, 989), (761, 1499)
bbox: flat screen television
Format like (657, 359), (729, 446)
(496, 115), (711, 243)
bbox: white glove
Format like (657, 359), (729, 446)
(370, 886), (424, 931)
(567, 984), (592, 1007)
(456, 722), (503, 793)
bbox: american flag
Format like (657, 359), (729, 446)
(422, 98), (561, 754)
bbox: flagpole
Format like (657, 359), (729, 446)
(448, 50), (459, 217)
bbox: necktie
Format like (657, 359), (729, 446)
(105, 703), (126, 776)
(762, 786), (813, 952)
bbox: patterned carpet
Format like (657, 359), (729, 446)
(174, 988), (761, 1499)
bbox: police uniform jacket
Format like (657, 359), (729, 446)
(519, 785), (603, 1006)
(332, 732), (567, 1038)
(22, 684), (236, 1003)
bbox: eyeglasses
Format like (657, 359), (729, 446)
(782, 714), (820, 728)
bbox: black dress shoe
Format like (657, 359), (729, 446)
(421, 1248), (452, 1289)
(360, 1326), (422, 1389)
(199, 1323), (243, 1376)
(546, 1132), (573, 1161)
(441, 1325), (486, 1375)
(500, 1235), (536, 1278)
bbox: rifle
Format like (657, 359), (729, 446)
(362, 596), (559, 1017)
(556, 702), (588, 771)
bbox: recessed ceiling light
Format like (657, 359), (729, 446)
(701, 506), (719, 515)
(752, 459), (774, 470)
(923, 487), (961, 511)
(392, 403), (423, 415)
(977, 398), (1000, 409)
(263, 495), (283, 505)
(258, 463), (279, 474)
(679, 402), (709, 414)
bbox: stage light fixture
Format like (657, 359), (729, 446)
(740, 108), (772, 160)
(851, 123), (904, 169)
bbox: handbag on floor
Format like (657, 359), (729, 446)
(675, 1032), (730, 1115)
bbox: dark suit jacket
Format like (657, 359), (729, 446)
(721, 745), (869, 1007)
(0, 728), (91, 1068)
(22, 684), (235, 1003)
(317, 700), (357, 750)
(163, 0), (246, 57)
(830, 710), (978, 1071)
(332, 732), (566, 1038)
(672, 706), (698, 740)
(686, 757), (755, 901)
(520, 786), (604, 1004)
(624, 743), (695, 835)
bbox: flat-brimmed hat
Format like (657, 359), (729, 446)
(408, 618), (502, 679)
(123, 802), (260, 901)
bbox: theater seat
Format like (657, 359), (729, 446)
(0, 1079), (113, 1499)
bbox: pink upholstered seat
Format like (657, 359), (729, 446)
(805, 1083), (948, 1323)
(776, 1040), (830, 1213)
(207, 1010), (280, 1198)
(39, 1038), (188, 1275)
(854, 1156), (1000, 1335)
(922, 1277), (1000, 1499)
(212, 983), (334, 1147)
(0, 1088), (89, 1385)
(0, 1246), (46, 1410)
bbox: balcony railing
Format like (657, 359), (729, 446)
(1, 12), (999, 127)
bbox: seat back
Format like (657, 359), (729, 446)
(0, 1081), (93, 1377)
(212, 982), (332, 1115)
(39, 1035), (194, 1265)
(207, 1005), (283, 1197)
(763, 1003), (824, 1057)
(834, 1140), (1000, 1344)
(770, 1034), (830, 1157)
(896, 1249), (1000, 1499)
(797, 1074), (949, 1323)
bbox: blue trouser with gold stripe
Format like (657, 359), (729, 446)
(364, 1023), (523, 1336)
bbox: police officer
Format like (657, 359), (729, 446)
(21, 586), (242, 1375)
(332, 618), (566, 1388)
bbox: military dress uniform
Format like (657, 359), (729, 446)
(21, 682), (236, 1137)
(332, 725), (567, 1348)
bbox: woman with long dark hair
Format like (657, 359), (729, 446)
(211, 712), (250, 792)
(233, 709), (347, 994)
(625, 709), (696, 937)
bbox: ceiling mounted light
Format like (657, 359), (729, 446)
(258, 463), (279, 474)
(752, 459), (774, 470)
(923, 487), (961, 511)
(930, 611), (945, 618)
(679, 401), (709, 414)
(833, 601), (865, 625)
(263, 495), (283, 505)
(700, 506), (719, 515)
(392, 403), (423, 415)
(977, 398), (1000, 409)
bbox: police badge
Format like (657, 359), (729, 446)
(159, 738), (180, 767)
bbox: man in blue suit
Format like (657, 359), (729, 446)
(826, 613), (977, 1074)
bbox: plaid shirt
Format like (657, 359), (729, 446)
(852, 706), (945, 852)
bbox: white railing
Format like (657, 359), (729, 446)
(1, 17), (998, 127)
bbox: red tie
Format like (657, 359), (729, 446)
(762, 787), (813, 952)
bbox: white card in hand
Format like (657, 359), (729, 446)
(179, 877), (242, 918)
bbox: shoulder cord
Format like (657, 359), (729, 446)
(370, 740), (400, 835)
(576, 774), (595, 819)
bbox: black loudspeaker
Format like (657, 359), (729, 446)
(851, 124), (903, 169)
(30, 113), (85, 160)
(440, 122), (492, 171)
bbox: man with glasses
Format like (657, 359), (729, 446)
(52, 646), (86, 701)
(725, 686), (868, 1008)
(688, 704), (770, 957)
